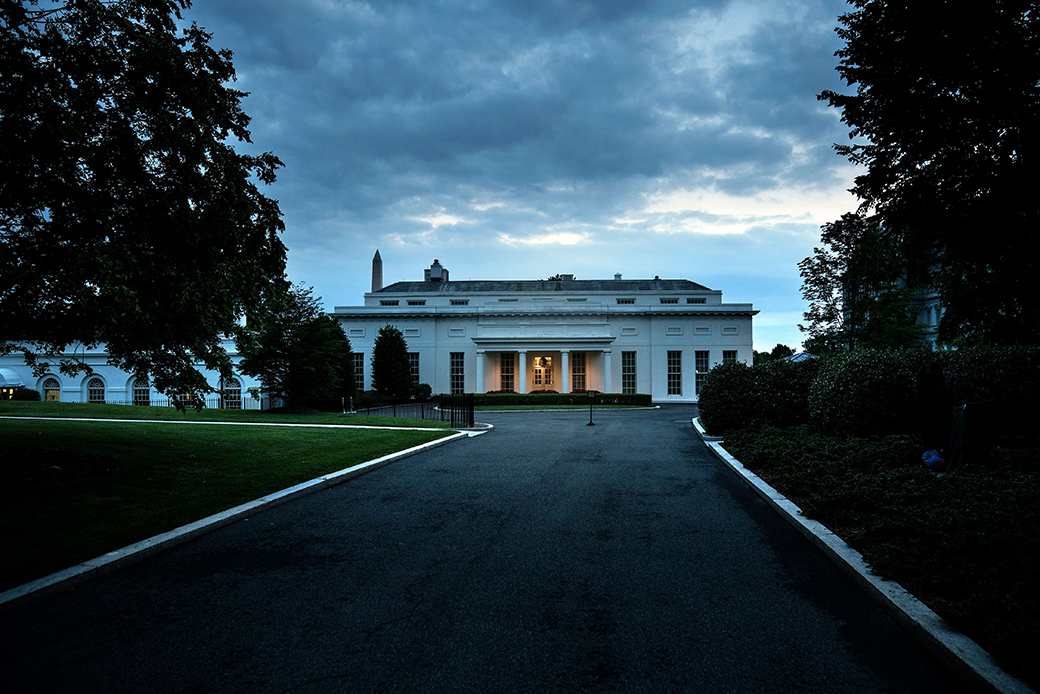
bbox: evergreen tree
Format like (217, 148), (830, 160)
(237, 285), (351, 407)
(370, 325), (412, 400)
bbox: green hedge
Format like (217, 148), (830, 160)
(700, 346), (1040, 439)
(698, 359), (820, 435)
(809, 347), (1040, 437)
(10, 387), (41, 401)
(472, 392), (652, 407)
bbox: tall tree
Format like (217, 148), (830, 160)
(0, 0), (286, 397)
(370, 325), (411, 400)
(237, 285), (353, 407)
(799, 212), (920, 352)
(819, 0), (1040, 344)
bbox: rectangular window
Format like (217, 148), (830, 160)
(408, 352), (420, 387)
(723, 350), (737, 366)
(660, 298), (679, 304)
(695, 350), (710, 396)
(407, 300), (426, 306)
(616, 298), (635, 305)
(450, 299), (469, 306)
(500, 353), (514, 392)
(450, 352), (465, 394)
(667, 351), (682, 396)
(571, 352), (586, 392)
(380, 300), (399, 306)
(622, 351), (636, 394)
(353, 352), (365, 391)
(687, 298), (706, 304)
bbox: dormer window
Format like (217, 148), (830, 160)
(660, 298), (679, 304)
(687, 298), (706, 304)
(616, 298), (635, 305)
(380, 300), (399, 306)
(407, 300), (426, 306)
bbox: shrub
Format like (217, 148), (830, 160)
(808, 346), (1040, 439)
(10, 387), (41, 401)
(698, 359), (819, 435)
(472, 392), (652, 407)
(697, 362), (756, 435)
(808, 348), (931, 436)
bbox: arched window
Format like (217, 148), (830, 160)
(133, 378), (151, 406)
(222, 378), (242, 410)
(87, 377), (105, 404)
(43, 378), (60, 402)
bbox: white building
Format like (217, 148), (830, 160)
(0, 339), (258, 408)
(335, 256), (757, 403)
(2, 255), (757, 405)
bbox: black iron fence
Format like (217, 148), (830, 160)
(347, 393), (474, 427)
(80, 392), (475, 427)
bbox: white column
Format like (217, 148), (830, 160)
(476, 350), (485, 394)
(518, 351), (527, 394)
(560, 350), (570, 394)
(602, 350), (612, 393)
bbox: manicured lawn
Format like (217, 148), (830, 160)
(720, 425), (1040, 691)
(0, 415), (454, 592)
(0, 400), (454, 427)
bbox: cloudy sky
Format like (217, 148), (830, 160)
(187, 0), (860, 351)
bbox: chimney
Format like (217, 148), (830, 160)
(614, 273), (622, 280)
(425, 259), (449, 282)
(371, 250), (383, 292)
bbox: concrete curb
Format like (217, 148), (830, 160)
(0, 430), (470, 614)
(691, 418), (1033, 694)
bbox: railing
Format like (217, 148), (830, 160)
(88, 393), (475, 427)
(102, 397), (261, 410)
(349, 393), (474, 427)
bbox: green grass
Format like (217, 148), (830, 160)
(0, 416), (454, 592)
(0, 400), (453, 428)
(722, 425), (1040, 690)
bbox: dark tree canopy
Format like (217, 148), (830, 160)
(370, 324), (412, 400)
(0, 0), (286, 396)
(799, 212), (920, 352)
(819, 0), (1040, 344)
(237, 285), (353, 406)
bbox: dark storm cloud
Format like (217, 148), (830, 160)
(185, 0), (856, 349)
(191, 0), (849, 226)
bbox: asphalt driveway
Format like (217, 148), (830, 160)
(0, 405), (967, 693)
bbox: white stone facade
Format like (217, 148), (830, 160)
(2, 258), (757, 405)
(0, 339), (259, 408)
(335, 258), (757, 403)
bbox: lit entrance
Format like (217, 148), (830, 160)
(532, 356), (554, 389)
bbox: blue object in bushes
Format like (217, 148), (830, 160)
(922, 448), (945, 472)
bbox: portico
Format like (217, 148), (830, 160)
(473, 337), (616, 393)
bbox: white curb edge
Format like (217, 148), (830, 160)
(691, 417), (1033, 694)
(0, 430), (470, 614)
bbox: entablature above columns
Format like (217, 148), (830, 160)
(470, 335), (617, 352)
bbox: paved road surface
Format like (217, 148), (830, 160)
(0, 406), (967, 693)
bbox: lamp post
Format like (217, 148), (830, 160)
(587, 389), (597, 426)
